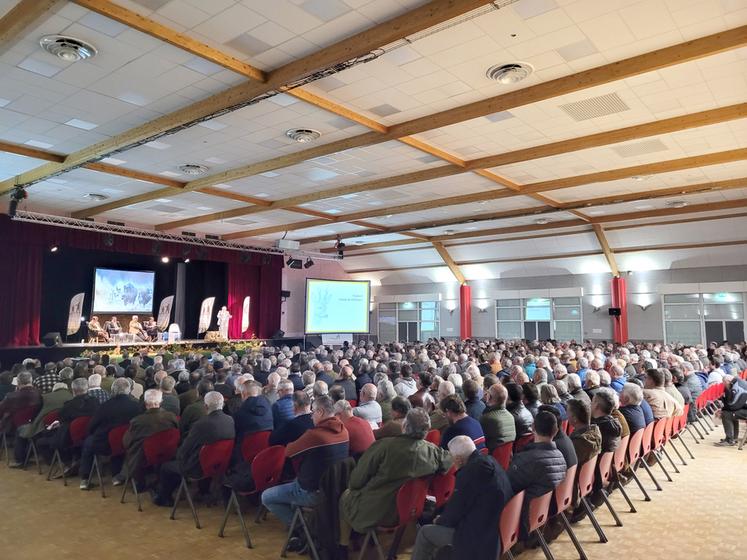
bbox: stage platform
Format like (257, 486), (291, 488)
(0, 336), (307, 364)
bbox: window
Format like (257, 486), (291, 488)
(663, 292), (746, 345)
(377, 301), (440, 342)
(495, 297), (583, 341)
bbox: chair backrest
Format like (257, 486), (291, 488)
(429, 466), (456, 509)
(142, 428), (180, 467)
(251, 445), (287, 493)
(577, 456), (598, 499)
(42, 410), (60, 427)
(69, 416), (93, 447)
(347, 399), (358, 408)
(241, 430), (272, 464)
(499, 490), (525, 555)
(640, 421), (655, 456)
(492, 441), (513, 471)
(662, 415), (674, 444)
(513, 433), (533, 454)
(107, 424), (129, 457)
(597, 451), (614, 490)
(561, 419), (569, 434)
(627, 428), (644, 464)
(395, 477), (430, 529)
(11, 405), (38, 428)
(679, 405), (690, 432)
(199, 439), (234, 478)
(554, 464), (578, 514)
(425, 429), (441, 446)
(527, 490), (554, 533)
(613, 434), (629, 473)
(652, 418), (667, 451)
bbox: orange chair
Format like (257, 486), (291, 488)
(626, 428), (651, 502)
(171, 439), (235, 529)
(551, 465), (587, 560)
(526, 490), (555, 560)
(660, 416), (682, 473)
(634, 421), (663, 492)
(425, 429), (441, 446)
(219, 445), (286, 548)
(610, 434), (636, 513)
(1, 405), (39, 465)
(498, 490), (525, 560)
(241, 430), (272, 464)
(358, 477), (430, 560)
(121, 428), (180, 511)
(596, 451), (623, 527)
(429, 465), (456, 510)
(513, 433), (533, 454)
(650, 418), (674, 483)
(576, 456), (607, 543)
(23, 410), (60, 473)
(47, 415), (92, 485)
(492, 441), (513, 471)
(86, 423), (129, 498)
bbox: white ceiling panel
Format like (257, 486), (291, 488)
(0, 152), (49, 180)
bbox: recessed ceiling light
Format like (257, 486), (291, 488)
(260, 171), (280, 178)
(486, 62), (534, 84)
(443, 229), (456, 235)
(101, 157), (126, 165)
(178, 163), (209, 175)
(84, 193), (109, 201)
(286, 128), (321, 143)
(535, 217), (549, 225)
(666, 200), (688, 209)
(214, 183), (233, 189)
(40, 35), (97, 62)
(24, 139), (53, 149)
(65, 118), (97, 130)
(254, 192), (269, 198)
(631, 175), (650, 181)
(145, 140), (171, 150)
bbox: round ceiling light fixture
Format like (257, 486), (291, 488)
(40, 35), (97, 62)
(178, 163), (209, 175)
(486, 62), (534, 84)
(285, 128), (321, 143)
(535, 217), (549, 225)
(666, 200), (688, 209)
(443, 229), (456, 235)
(83, 192), (109, 201)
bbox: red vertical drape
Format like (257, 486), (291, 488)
(227, 262), (282, 340)
(0, 244), (42, 346)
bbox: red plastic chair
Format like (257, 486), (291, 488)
(23, 410), (60, 473)
(596, 451), (623, 527)
(492, 441), (513, 471)
(526, 490), (555, 558)
(498, 490), (525, 559)
(219, 445), (286, 548)
(121, 428), (180, 511)
(171, 439), (235, 529)
(577, 456), (607, 543)
(513, 433), (533, 453)
(550, 465), (587, 560)
(425, 429), (441, 446)
(610, 434), (637, 513)
(47, 416), (92, 486)
(358, 477), (430, 560)
(669, 408), (695, 462)
(2, 405), (39, 466)
(429, 465), (456, 509)
(626, 428), (651, 501)
(560, 419), (569, 434)
(241, 430), (272, 464)
(86, 423), (130, 498)
(650, 418), (674, 483)
(347, 399), (358, 408)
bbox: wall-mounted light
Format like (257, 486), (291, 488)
(638, 304), (650, 311)
(445, 300), (457, 314)
(476, 299), (489, 313)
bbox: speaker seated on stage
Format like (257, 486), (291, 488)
(87, 316), (109, 343)
(128, 315), (148, 342)
(104, 316), (122, 338)
(143, 316), (159, 342)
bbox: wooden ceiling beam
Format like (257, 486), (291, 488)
(432, 241), (466, 284)
(0, 0), (62, 54)
(592, 224), (620, 277)
(0, 0), (488, 195)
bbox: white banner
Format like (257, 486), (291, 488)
(67, 293), (85, 336)
(321, 333), (353, 346)
(198, 297), (215, 334)
(156, 295), (174, 331)
(241, 296), (251, 333)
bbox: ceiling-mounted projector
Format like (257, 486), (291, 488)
(275, 239), (300, 250)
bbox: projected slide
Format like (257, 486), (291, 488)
(93, 268), (155, 313)
(305, 279), (370, 334)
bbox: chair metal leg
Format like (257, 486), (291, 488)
(386, 525), (407, 560)
(183, 479), (201, 529)
(615, 475), (637, 513)
(297, 509), (321, 560)
(254, 504), (266, 523)
(357, 531), (372, 560)
(281, 507), (300, 558)
(629, 468), (651, 501)
(24, 440), (41, 473)
(534, 527), (556, 560)
(687, 423), (702, 443)
(653, 451), (674, 481)
(87, 456), (107, 498)
(371, 530), (386, 560)
(47, 449), (62, 482)
(660, 446), (680, 474)
(677, 434), (696, 460)
(1, 432), (7, 465)
(218, 490), (253, 548)
(133, 479), (142, 512)
(559, 511), (588, 560)
(670, 438), (689, 464)
(506, 551), (516, 560)
(580, 497), (607, 543)
(638, 457), (663, 491)
(601, 490), (623, 527)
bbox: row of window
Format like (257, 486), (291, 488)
(663, 292), (745, 345)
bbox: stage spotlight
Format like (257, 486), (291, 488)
(161, 256), (170, 263)
(8, 186), (27, 218)
(184, 258), (190, 263)
(304, 258), (314, 269)
(286, 257), (302, 269)
(286, 257), (293, 266)
(50, 245), (59, 253)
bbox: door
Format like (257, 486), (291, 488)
(537, 321), (551, 340)
(398, 321), (418, 342)
(704, 321), (723, 344)
(524, 322), (537, 341)
(725, 321), (744, 344)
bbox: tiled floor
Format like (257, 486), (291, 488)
(1, 424), (745, 560)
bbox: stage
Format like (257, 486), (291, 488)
(0, 336), (305, 364)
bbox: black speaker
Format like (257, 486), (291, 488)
(608, 307), (621, 316)
(42, 332), (63, 347)
(281, 290), (291, 298)
(272, 329), (285, 339)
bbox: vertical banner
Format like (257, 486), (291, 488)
(67, 292), (85, 336)
(198, 296), (215, 334)
(156, 295), (174, 331)
(241, 296), (251, 333)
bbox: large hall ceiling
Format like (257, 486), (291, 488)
(1, 0), (747, 284)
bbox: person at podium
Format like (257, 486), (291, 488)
(129, 315), (148, 342)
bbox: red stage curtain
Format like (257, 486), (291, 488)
(0, 244), (42, 346)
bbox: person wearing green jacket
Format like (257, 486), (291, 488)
(339, 408), (452, 541)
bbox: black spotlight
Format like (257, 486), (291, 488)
(103, 233), (114, 247)
(304, 257), (314, 269)
(286, 257), (302, 269)
(8, 186), (27, 217)
(49, 245), (59, 253)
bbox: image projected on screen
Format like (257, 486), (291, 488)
(93, 268), (155, 313)
(305, 279), (370, 334)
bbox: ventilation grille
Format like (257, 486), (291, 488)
(611, 139), (669, 158)
(148, 204), (184, 213)
(559, 92), (630, 121)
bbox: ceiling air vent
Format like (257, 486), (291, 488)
(485, 62), (533, 84)
(84, 193), (108, 201)
(559, 92), (630, 121)
(286, 128), (321, 143)
(611, 139), (669, 158)
(666, 200), (688, 209)
(178, 163), (209, 175)
(40, 35), (97, 61)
